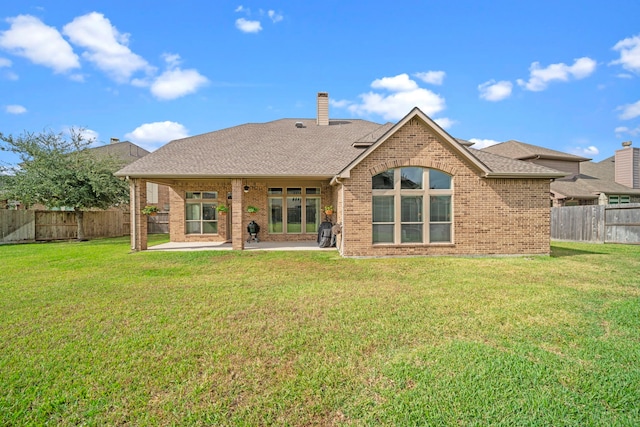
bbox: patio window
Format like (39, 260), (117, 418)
(268, 187), (321, 234)
(372, 168), (452, 244)
(185, 191), (218, 234)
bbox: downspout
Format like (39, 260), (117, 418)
(334, 176), (345, 256)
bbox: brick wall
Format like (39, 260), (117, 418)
(340, 117), (552, 257)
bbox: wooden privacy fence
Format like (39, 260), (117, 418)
(0, 211), (168, 243)
(551, 204), (640, 244)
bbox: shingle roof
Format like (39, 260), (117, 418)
(482, 140), (590, 162)
(117, 119), (389, 178)
(90, 141), (149, 165)
(116, 116), (566, 180)
(580, 156), (615, 181)
(468, 148), (566, 176)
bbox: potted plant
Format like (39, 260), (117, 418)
(247, 205), (259, 214)
(216, 204), (229, 214)
(141, 205), (159, 216)
(324, 205), (334, 215)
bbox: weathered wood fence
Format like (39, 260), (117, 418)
(1, 211), (169, 244)
(551, 204), (640, 244)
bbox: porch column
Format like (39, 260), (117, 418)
(231, 179), (244, 250)
(130, 178), (148, 251)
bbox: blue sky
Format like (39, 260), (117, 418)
(1, 0), (640, 168)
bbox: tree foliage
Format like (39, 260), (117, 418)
(0, 129), (130, 239)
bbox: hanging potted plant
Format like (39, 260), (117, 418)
(247, 205), (259, 214)
(216, 204), (229, 214)
(324, 205), (334, 215)
(141, 205), (159, 216)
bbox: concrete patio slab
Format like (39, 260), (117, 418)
(147, 241), (337, 252)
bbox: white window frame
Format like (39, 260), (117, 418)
(185, 191), (218, 235)
(372, 168), (453, 244)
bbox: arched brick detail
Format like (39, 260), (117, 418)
(369, 159), (457, 177)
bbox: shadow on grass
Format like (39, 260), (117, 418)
(551, 245), (606, 258)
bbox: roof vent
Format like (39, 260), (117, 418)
(295, 122), (305, 128)
(110, 137), (120, 144)
(622, 140), (632, 147)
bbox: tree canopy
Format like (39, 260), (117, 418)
(0, 129), (130, 239)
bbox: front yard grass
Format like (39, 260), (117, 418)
(1, 237), (639, 426)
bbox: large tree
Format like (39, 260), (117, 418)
(0, 129), (130, 240)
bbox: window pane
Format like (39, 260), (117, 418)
(430, 224), (451, 242)
(401, 196), (423, 222)
(287, 197), (302, 233)
(186, 203), (201, 220)
(429, 170), (451, 189)
(373, 224), (394, 243)
(373, 196), (394, 223)
(268, 188), (283, 195)
(268, 198), (283, 233)
(186, 192), (201, 199)
(430, 196), (451, 222)
(203, 222), (218, 234)
(372, 170), (394, 189)
(306, 197), (320, 233)
(402, 224), (423, 243)
(401, 167), (423, 189)
(203, 192), (217, 199)
(621, 196), (630, 204)
(202, 203), (217, 221)
(306, 187), (321, 195)
(186, 222), (201, 234)
(287, 188), (302, 195)
(609, 196), (619, 204)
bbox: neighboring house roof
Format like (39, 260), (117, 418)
(116, 111), (566, 180)
(90, 141), (150, 165)
(482, 140), (590, 162)
(580, 156), (615, 181)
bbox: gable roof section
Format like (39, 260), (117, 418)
(336, 108), (565, 179)
(116, 118), (387, 179)
(90, 141), (150, 165)
(483, 140), (590, 162)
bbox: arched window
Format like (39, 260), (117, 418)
(372, 167), (452, 244)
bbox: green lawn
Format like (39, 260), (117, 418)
(1, 237), (639, 426)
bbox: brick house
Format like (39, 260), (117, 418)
(482, 140), (640, 206)
(116, 93), (565, 256)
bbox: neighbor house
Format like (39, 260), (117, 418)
(116, 92), (565, 257)
(482, 140), (640, 206)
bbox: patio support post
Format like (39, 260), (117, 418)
(130, 178), (148, 251)
(231, 179), (244, 250)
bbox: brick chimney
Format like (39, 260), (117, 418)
(317, 92), (329, 126)
(615, 141), (640, 188)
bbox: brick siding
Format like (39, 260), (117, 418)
(340, 117), (552, 257)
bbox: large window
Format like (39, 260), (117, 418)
(372, 167), (452, 244)
(268, 187), (321, 234)
(186, 191), (218, 234)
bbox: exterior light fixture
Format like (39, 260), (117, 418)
(244, 185), (250, 193)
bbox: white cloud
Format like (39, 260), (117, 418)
(618, 100), (640, 120)
(5, 104), (26, 114)
(334, 73), (446, 121)
(615, 126), (640, 137)
(124, 121), (189, 151)
(235, 5), (247, 13)
(0, 57), (11, 67)
(414, 71), (445, 85)
(148, 53), (208, 100)
(267, 10), (283, 23)
(0, 15), (80, 73)
(478, 80), (513, 101)
(371, 73), (418, 92)
(517, 57), (597, 91)
(236, 18), (262, 33)
(434, 117), (456, 129)
(611, 34), (640, 74)
(468, 138), (500, 149)
(151, 68), (209, 100)
(63, 12), (152, 83)
(570, 145), (599, 157)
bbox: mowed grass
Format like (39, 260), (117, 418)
(1, 237), (639, 426)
